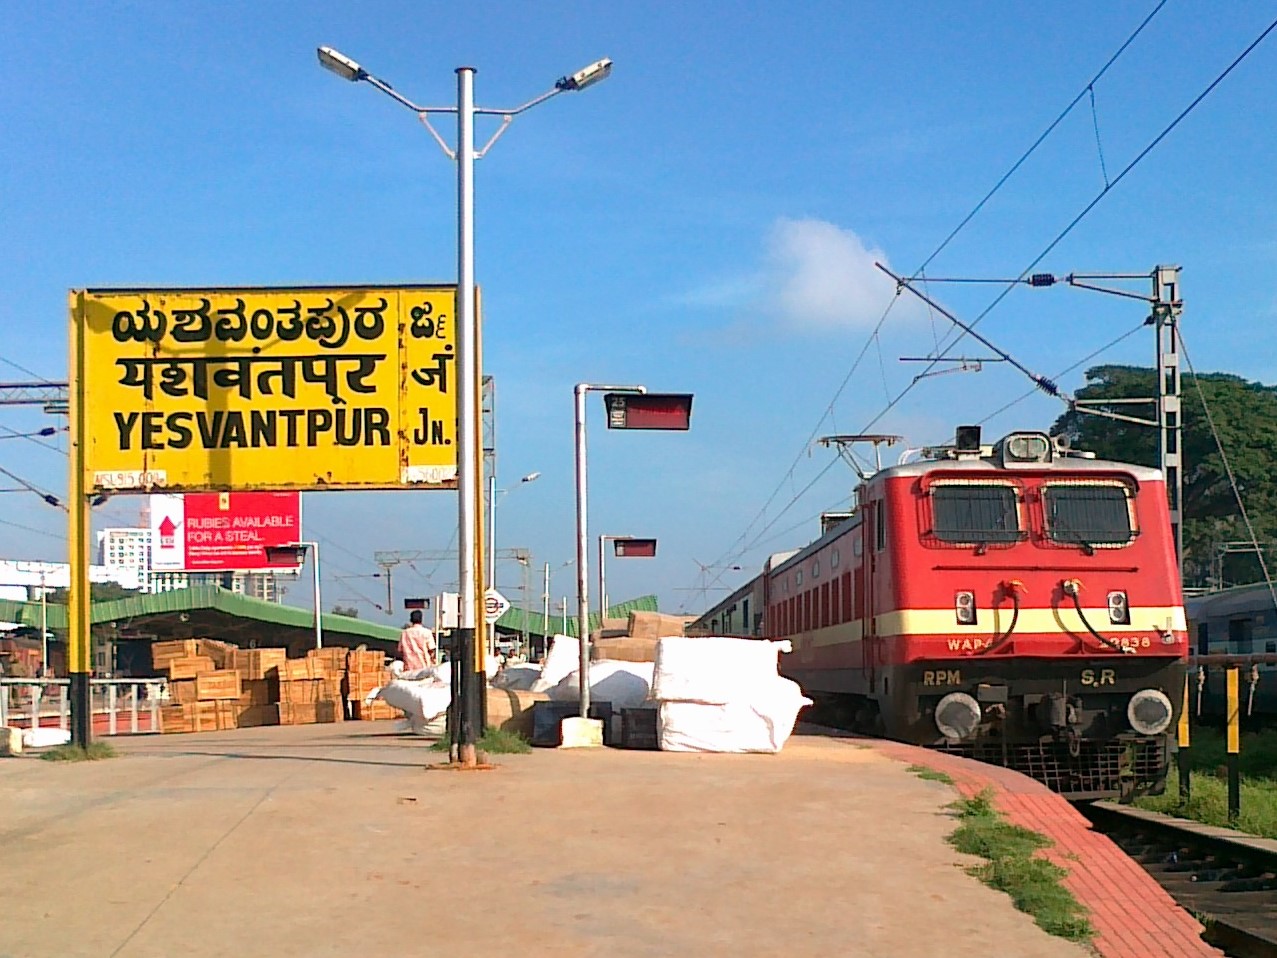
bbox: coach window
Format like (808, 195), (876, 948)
(1229, 618), (1254, 652)
(875, 500), (886, 551)
(930, 483), (1021, 544)
(812, 560), (820, 580)
(1043, 482), (1135, 548)
(831, 549), (840, 569)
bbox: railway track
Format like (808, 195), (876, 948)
(1083, 802), (1277, 957)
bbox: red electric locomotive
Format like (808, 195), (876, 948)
(698, 427), (1187, 800)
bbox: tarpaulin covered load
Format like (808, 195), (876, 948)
(651, 637), (793, 705)
(651, 636), (808, 754)
(546, 660), (655, 711)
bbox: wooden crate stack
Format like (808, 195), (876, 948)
(155, 639), (241, 733)
(346, 648), (398, 721)
(154, 639), (401, 733)
(268, 648), (346, 726)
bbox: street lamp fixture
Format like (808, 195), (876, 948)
(555, 58), (613, 92)
(317, 45), (610, 766)
(316, 46), (366, 82)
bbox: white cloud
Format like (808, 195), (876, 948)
(762, 218), (901, 331)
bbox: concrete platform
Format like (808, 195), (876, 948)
(1, 724), (1090, 958)
(865, 737), (1223, 958)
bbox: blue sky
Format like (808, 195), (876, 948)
(2, 2), (1275, 621)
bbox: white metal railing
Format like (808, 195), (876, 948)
(0, 678), (168, 736)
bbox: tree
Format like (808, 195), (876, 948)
(47, 582), (146, 605)
(330, 604), (360, 619)
(1050, 365), (1277, 589)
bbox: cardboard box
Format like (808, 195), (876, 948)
(166, 656), (217, 681)
(307, 647), (349, 670)
(278, 678), (324, 704)
(352, 699), (400, 721)
(238, 679), (272, 706)
(627, 610), (694, 641)
(234, 648), (288, 680)
(273, 658), (325, 681)
(274, 701), (341, 725)
(198, 639), (239, 670)
(235, 704), (280, 728)
(214, 700), (237, 730)
(151, 640), (199, 673)
(159, 702), (219, 734)
(591, 636), (659, 663)
(195, 670), (242, 701)
(345, 670), (389, 701)
(347, 649), (386, 672)
(486, 688), (548, 738)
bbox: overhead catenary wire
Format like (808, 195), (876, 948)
(863, 13), (1277, 439)
(1179, 336), (1277, 617)
(689, 4), (1173, 597)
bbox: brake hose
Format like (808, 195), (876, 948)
(1066, 586), (1131, 654)
(976, 587), (1021, 656)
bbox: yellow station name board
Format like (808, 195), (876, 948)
(71, 285), (459, 492)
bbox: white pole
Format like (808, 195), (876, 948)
(573, 383), (591, 716)
(311, 541), (323, 650)
(487, 474), (497, 594)
(40, 572), (48, 677)
(598, 535), (607, 628)
(455, 66), (481, 762)
(542, 562), (550, 643)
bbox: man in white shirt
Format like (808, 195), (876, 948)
(398, 610), (437, 673)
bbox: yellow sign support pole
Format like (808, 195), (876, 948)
(1227, 666), (1241, 821)
(67, 293), (93, 747)
(1177, 671), (1191, 800)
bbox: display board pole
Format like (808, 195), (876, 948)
(68, 293), (93, 748)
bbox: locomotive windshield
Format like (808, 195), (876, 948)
(930, 483), (1022, 544)
(1043, 482), (1135, 547)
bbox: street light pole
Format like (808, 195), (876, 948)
(316, 46), (611, 766)
(597, 534), (630, 626)
(308, 541), (322, 650)
(574, 383), (645, 717)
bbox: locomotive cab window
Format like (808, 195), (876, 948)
(1043, 482), (1135, 548)
(929, 483), (1022, 544)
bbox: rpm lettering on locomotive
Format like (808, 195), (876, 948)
(923, 670), (962, 686)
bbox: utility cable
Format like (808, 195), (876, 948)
(0, 465), (64, 510)
(691, 3), (1172, 592)
(0, 424), (67, 455)
(872, 14), (1277, 433)
(1180, 335), (1277, 617)
(0, 516), (65, 540)
(911, 0), (1168, 277)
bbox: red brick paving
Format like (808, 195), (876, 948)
(862, 737), (1223, 958)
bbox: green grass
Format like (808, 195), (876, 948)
(907, 763), (955, 785)
(428, 726), (532, 755)
(1133, 727), (1277, 838)
(40, 742), (117, 762)
(947, 790), (1094, 943)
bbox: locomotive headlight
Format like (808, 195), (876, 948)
(955, 590), (977, 625)
(1127, 689), (1174, 736)
(935, 692), (982, 741)
(1107, 590), (1130, 625)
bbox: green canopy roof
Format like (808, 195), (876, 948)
(493, 594), (658, 639)
(0, 586), (400, 647)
